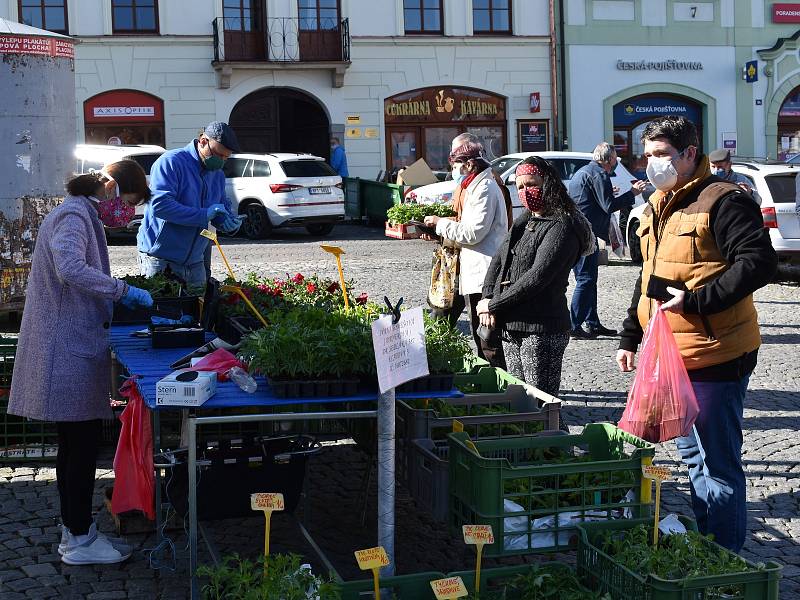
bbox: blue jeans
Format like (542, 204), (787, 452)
(137, 251), (207, 290)
(675, 377), (748, 553)
(570, 247), (600, 329)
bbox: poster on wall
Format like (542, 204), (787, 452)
(517, 120), (549, 152)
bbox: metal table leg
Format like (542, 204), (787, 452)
(377, 388), (396, 577)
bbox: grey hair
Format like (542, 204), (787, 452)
(592, 142), (616, 164)
(452, 132), (480, 147)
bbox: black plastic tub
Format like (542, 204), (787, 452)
(113, 296), (201, 325)
(149, 323), (206, 349)
(396, 373), (455, 394)
(269, 378), (360, 399)
(214, 314), (263, 345)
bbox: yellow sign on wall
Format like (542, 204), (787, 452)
(346, 127), (362, 139)
(346, 115), (361, 125)
(364, 127), (379, 138)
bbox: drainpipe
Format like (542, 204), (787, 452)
(558, 0), (568, 149)
(549, 0), (560, 150)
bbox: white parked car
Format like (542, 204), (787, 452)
(625, 160), (800, 263)
(74, 143), (166, 233)
(410, 151), (640, 220)
(222, 153), (345, 239)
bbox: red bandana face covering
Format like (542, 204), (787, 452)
(518, 186), (545, 212)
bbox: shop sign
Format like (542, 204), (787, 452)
(0, 35), (74, 58)
(384, 87), (505, 124)
(616, 59), (703, 71)
(345, 127), (362, 138)
(517, 120), (549, 152)
(773, 3), (800, 23)
(364, 127), (379, 138)
(346, 114), (361, 125)
(529, 92), (541, 113)
(93, 106), (156, 118)
(613, 96), (701, 127)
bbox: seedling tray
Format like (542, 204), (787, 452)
(269, 378), (360, 399)
(576, 517), (782, 600)
(450, 562), (595, 598)
(397, 373), (455, 393)
(396, 377), (561, 488)
(339, 571), (445, 600)
(149, 323), (206, 349)
(112, 295), (201, 325)
(214, 314), (262, 345)
(448, 423), (655, 556)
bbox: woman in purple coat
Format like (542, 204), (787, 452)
(8, 160), (154, 565)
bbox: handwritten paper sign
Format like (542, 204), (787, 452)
(371, 306), (429, 393)
(251, 493), (285, 512)
(431, 576), (469, 599)
(642, 465), (673, 481)
(463, 525), (494, 545)
(354, 546), (390, 571)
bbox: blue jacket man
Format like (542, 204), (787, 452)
(137, 122), (242, 288)
(330, 137), (349, 177)
(567, 142), (645, 338)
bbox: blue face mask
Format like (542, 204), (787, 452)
(712, 167), (727, 178)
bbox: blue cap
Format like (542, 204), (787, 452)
(203, 121), (241, 153)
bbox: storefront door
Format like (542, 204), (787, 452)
(777, 86), (800, 161)
(613, 94), (703, 178)
(384, 87), (507, 175)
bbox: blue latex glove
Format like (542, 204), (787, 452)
(121, 285), (154, 309)
(219, 213), (243, 234)
(206, 203), (228, 221)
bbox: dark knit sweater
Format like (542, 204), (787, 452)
(482, 210), (592, 334)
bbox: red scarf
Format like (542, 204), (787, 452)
(460, 172), (478, 189)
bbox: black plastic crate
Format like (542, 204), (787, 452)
(113, 296), (201, 325)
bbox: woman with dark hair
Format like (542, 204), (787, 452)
(476, 156), (596, 397)
(423, 141), (509, 363)
(8, 160), (154, 565)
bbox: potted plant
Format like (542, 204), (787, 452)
(113, 272), (201, 324)
(198, 553), (341, 600)
(385, 202), (456, 239)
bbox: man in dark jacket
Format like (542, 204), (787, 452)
(568, 142), (646, 338)
(616, 116), (777, 553)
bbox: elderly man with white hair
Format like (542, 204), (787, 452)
(567, 142), (647, 339)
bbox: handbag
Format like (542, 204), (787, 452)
(427, 245), (459, 309)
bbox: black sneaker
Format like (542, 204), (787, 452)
(569, 327), (597, 340)
(587, 324), (618, 336)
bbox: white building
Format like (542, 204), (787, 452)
(1, 0), (555, 178)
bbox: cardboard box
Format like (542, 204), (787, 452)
(156, 370), (217, 407)
(396, 158), (439, 186)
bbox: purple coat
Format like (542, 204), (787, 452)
(8, 195), (126, 422)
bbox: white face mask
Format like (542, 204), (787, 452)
(452, 163), (465, 182)
(645, 150), (685, 192)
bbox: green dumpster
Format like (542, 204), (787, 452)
(359, 179), (405, 223)
(342, 176), (361, 219)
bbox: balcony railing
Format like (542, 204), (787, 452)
(212, 16), (350, 63)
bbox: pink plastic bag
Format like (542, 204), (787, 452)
(192, 348), (246, 382)
(618, 309), (699, 443)
(112, 378), (155, 520)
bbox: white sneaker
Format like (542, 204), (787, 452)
(58, 524), (132, 557)
(60, 523), (132, 565)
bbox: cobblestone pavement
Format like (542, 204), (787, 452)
(1, 224), (798, 598)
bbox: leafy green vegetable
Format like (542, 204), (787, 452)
(121, 273), (187, 297)
(463, 563), (610, 600)
(198, 553), (340, 600)
(386, 202), (456, 226)
(424, 314), (472, 375)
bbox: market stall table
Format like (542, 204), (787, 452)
(109, 325), (462, 599)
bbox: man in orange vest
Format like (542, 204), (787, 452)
(616, 116), (777, 553)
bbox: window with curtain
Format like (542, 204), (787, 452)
(473, 0), (511, 34)
(404, 0), (443, 34)
(112, 0), (158, 33)
(223, 0), (261, 31)
(18, 0), (68, 34)
(298, 0), (339, 31)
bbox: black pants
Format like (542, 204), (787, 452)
(431, 293), (505, 369)
(56, 420), (101, 535)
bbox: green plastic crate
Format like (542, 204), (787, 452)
(338, 571), (445, 600)
(397, 374), (561, 488)
(576, 517), (782, 600)
(448, 423), (655, 557)
(451, 562), (596, 597)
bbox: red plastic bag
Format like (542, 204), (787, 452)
(112, 378), (155, 519)
(618, 309), (699, 443)
(192, 348), (246, 382)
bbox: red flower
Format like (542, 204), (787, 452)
(273, 279), (285, 288)
(326, 282), (340, 293)
(271, 288), (283, 298)
(306, 283), (317, 294)
(257, 284), (270, 292)
(291, 273), (305, 284)
(356, 292), (368, 305)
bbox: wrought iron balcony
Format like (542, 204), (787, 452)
(212, 16), (350, 64)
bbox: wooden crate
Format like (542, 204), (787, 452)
(385, 221), (421, 240)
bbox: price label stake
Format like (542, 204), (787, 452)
(320, 244), (350, 309)
(251, 493), (285, 561)
(430, 576), (469, 599)
(642, 465), (673, 545)
(355, 546), (390, 600)
(462, 525), (494, 596)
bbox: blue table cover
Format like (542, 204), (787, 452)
(110, 325), (462, 410)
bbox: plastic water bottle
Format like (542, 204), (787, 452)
(227, 366), (257, 393)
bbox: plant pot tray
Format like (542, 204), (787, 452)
(385, 221), (421, 240)
(269, 378), (361, 399)
(396, 373), (454, 393)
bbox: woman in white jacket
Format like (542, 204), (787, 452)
(424, 141), (508, 362)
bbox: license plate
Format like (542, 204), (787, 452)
(309, 186), (331, 195)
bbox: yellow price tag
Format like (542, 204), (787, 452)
(430, 576), (469, 599)
(465, 439), (480, 456)
(200, 228), (217, 241)
(452, 419), (464, 433)
(355, 546), (390, 600)
(251, 492), (285, 562)
(320, 244), (350, 309)
(641, 465), (673, 545)
(251, 493), (285, 512)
